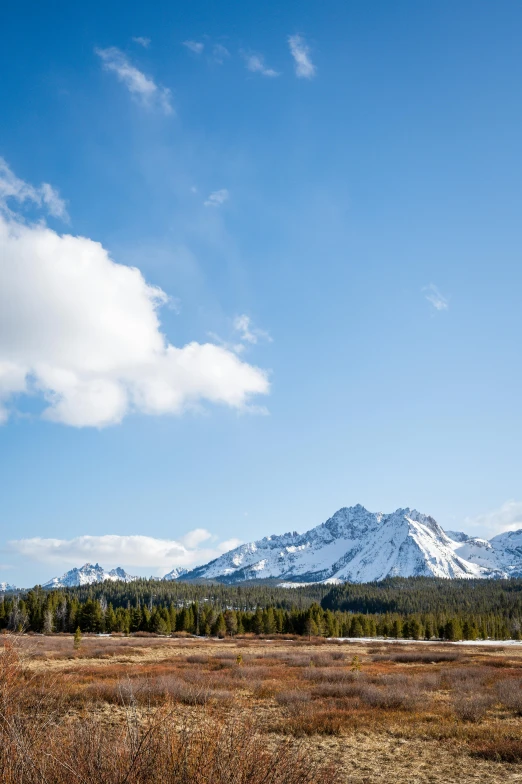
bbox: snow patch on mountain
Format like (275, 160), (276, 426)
(0, 582), (18, 592)
(163, 567), (189, 581)
(43, 563), (139, 589)
(182, 505), (522, 584)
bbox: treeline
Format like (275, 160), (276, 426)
(1, 589), (521, 641)
(321, 576), (522, 616)
(48, 579), (330, 612)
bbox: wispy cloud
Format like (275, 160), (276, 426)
(288, 34), (316, 79)
(183, 40), (204, 55)
(212, 43), (230, 64)
(9, 531), (242, 572)
(233, 315), (272, 347)
(0, 158), (68, 220)
(242, 52), (279, 78)
(204, 188), (229, 207)
(209, 315), (272, 356)
(95, 47), (173, 115)
(463, 501), (522, 538)
(132, 36), (151, 48)
(423, 283), (449, 312)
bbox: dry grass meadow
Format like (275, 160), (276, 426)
(3, 632), (522, 782)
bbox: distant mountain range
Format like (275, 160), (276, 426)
(181, 505), (522, 584)
(0, 582), (18, 593)
(39, 563), (189, 589)
(6, 505), (522, 590)
(42, 563), (140, 589)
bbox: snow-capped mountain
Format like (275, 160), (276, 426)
(447, 529), (522, 578)
(163, 567), (189, 581)
(43, 563), (139, 589)
(0, 582), (18, 592)
(181, 505), (522, 584)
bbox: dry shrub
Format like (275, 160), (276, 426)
(313, 682), (363, 699)
(471, 737), (522, 763)
(153, 675), (212, 705)
(452, 693), (494, 722)
(487, 656), (514, 668)
(443, 666), (490, 692)
(357, 681), (423, 711)
(373, 651), (460, 664)
(276, 690), (312, 706)
(373, 672), (439, 693)
(302, 667), (354, 683)
(252, 680), (278, 698)
(186, 654), (210, 664)
(245, 665), (276, 679)
(215, 659), (237, 669)
(3, 711), (337, 783)
(0, 637), (337, 784)
(496, 678), (522, 715)
(277, 703), (345, 736)
(85, 674), (214, 707)
(417, 672), (442, 691)
(309, 654), (337, 667)
(281, 654), (314, 667)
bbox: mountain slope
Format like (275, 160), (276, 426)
(163, 567), (189, 581)
(181, 505), (510, 584)
(43, 563), (139, 589)
(0, 582), (18, 592)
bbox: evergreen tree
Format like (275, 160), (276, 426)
(225, 610), (238, 637)
(213, 613), (227, 638)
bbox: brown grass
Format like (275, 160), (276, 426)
(3, 634), (522, 782)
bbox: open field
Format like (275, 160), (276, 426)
(3, 633), (522, 783)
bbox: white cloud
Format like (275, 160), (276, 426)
(204, 188), (229, 207)
(213, 44), (230, 64)
(243, 52), (279, 78)
(423, 283), (449, 312)
(208, 315), (271, 357)
(0, 158), (68, 221)
(9, 531), (242, 571)
(464, 501), (522, 538)
(183, 40), (204, 55)
(132, 37), (151, 48)
(95, 47), (173, 115)
(233, 315), (272, 346)
(288, 34), (316, 79)
(0, 162), (269, 427)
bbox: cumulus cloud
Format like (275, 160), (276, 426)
(423, 283), (449, 312)
(464, 501), (522, 538)
(288, 34), (316, 79)
(0, 162), (269, 427)
(9, 531), (242, 571)
(95, 46), (173, 114)
(243, 52), (279, 78)
(204, 188), (229, 207)
(183, 40), (204, 55)
(0, 158), (68, 220)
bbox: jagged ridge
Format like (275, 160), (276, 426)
(42, 563), (139, 589)
(179, 505), (522, 584)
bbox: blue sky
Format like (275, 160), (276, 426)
(1, 0), (522, 587)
